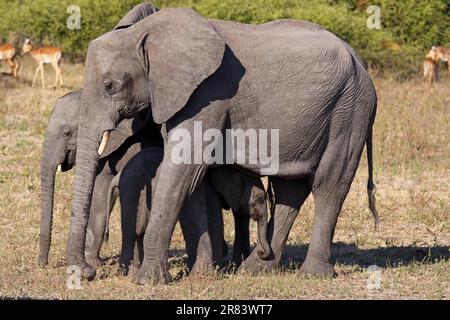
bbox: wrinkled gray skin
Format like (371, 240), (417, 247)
(39, 90), (163, 266)
(39, 1), (164, 268)
(68, 8), (378, 284)
(104, 148), (211, 275)
(105, 149), (270, 274)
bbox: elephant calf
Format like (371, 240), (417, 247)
(105, 148), (270, 274)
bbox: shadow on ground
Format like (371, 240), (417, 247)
(283, 242), (449, 269)
(97, 243), (449, 275)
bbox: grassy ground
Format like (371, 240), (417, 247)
(0, 60), (448, 299)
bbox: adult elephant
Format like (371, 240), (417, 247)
(67, 8), (378, 283)
(39, 2), (163, 266)
(39, 90), (162, 266)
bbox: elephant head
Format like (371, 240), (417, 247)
(39, 91), (80, 266)
(67, 8), (228, 276)
(210, 167), (271, 260)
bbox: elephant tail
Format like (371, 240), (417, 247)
(105, 171), (121, 242)
(366, 127), (380, 231)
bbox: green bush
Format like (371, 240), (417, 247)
(0, 0), (448, 78)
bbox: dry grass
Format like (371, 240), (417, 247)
(0, 60), (449, 299)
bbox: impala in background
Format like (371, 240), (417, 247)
(22, 38), (64, 89)
(423, 45), (450, 83)
(0, 43), (19, 78)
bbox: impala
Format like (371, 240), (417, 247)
(22, 39), (64, 88)
(423, 46), (438, 83)
(0, 43), (19, 78)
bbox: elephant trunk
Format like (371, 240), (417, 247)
(66, 124), (102, 279)
(256, 206), (271, 259)
(39, 143), (58, 266)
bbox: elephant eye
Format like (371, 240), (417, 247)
(63, 128), (71, 136)
(104, 80), (116, 95)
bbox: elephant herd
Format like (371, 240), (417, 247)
(39, 3), (379, 284)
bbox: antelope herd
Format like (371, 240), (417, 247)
(0, 39), (449, 87)
(0, 39), (63, 88)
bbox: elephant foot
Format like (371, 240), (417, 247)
(116, 265), (130, 277)
(67, 262), (96, 281)
(238, 250), (279, 275)
(67, 251), (96, 281)
(132, 260), (172, 285)
(37, 255), (48, 267)
(85, 253), (103, 267)
(82, 264), (97, 280)
(299, 259), (336, 278)
(117, 258), (140, 277)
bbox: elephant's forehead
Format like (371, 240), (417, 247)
(89, 32), (127, 59)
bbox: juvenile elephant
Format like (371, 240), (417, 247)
(105, 148), (270, 274)
(67, 8), (378, 283)
(207, 167), (271, 267)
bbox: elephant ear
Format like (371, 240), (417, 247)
(211, 167), (244, 213)
(137, 8), (225, 124)
(99, 109), (149, 158)
(114, 2), (159, 30)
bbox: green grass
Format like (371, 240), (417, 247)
(0, 61), (448, 299)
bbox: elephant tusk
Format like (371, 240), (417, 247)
(57, 164), (62, 172)
(98, 131), (110, 155)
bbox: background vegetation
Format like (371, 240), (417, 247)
(0, 0), (449, 78)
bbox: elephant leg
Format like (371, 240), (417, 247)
(134, 159), (207, 285)
(240, 178), (311, 274)
(300, 140), (362, 276)
(125, 234), (143, 276)
(85, 169), (113, 267)
(119, 211), (137, 275)
(232, 211), (250, 266)
(204, 179), (226, 267)
(125, 237), (142, 275)
(179, 183), (213, 275)
(118, 188), (143, 276)
(133, 190), (149, 271)
(135, 234), (144, 267)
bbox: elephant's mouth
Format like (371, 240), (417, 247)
(60, 149), (76, 172)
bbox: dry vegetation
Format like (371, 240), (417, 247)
(0, 59), (449, 300)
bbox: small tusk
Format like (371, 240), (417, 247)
(98, 131), (110, 155)
(57, 164), (62, 172)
